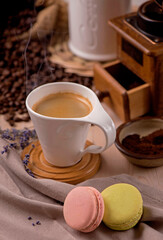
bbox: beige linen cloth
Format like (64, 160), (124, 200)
(0, 137), (163, 240)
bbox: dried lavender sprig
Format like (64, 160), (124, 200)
(0, 128), (37, 178)
(1, 145), (9, 154)
(25, 168), (35, 178)
(9, 143), (17, 148)
(36, 221), (41, 225)
(27, 217), (41, 226)
(22, 159), (29, 166)
(0, 128), (37, 140)
(22, 147), (36, 178)
(0, 128), (37, 151)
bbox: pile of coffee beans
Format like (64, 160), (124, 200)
(0, 7), (94, 126)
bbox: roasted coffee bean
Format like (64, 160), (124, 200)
(13, 60), (19, 67)
(0, 61), (4, 67)
(17, 109), (23, 114)
(2, 69), (10, 77)
(13, 116), (22, 122)
(4, 114), (11, 121)
(20, 114), (30, 121)
(2, 108), (8, 114)
(9, 101), (14, 107)
(15, 101), (20, 107)
(55, 70), (63, 79)
(4, 41), (13, 50)
(62, 78), (69, 82)
(83, 77), (91, 87)
(8, 120), (15, 126)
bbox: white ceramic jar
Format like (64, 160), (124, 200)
(68, 0), (131, 61)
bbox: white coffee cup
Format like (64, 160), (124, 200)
(26, 82), (116, 167)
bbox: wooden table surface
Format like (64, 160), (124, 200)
(1, 101), (163, 191)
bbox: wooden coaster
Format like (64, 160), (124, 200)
(21, 140), (101, 184)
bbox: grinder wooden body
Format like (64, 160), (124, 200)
(94, 11), (163, 121)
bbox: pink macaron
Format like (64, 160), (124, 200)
(63, 186), (104, 233)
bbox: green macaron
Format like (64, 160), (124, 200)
(101, 183), (143, 231)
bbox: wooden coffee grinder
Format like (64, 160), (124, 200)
(94, 0), (163, 121)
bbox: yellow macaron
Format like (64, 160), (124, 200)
(101, 183), (143, 231)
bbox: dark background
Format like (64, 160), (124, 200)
(1, 0), (34, 30)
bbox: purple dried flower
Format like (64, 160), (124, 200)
(12, 128), (18, 136)
(4, 145), (9, 152)
(1, 145), (9, 154)
(9, 143), (17, 148)
(25, 168), (35, 178)
(32, 130), (37, 138)
(0, 128), (37, 178)
(36, 221), (41, 225)
(23, 159), (29, 166)
(0, 128), (37, 150)
(32, 223), (35, 226)
(1, 129), (10, 139)
(28, 216), (32, 220)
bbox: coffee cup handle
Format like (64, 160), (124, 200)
(80, 104), (116, 155)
